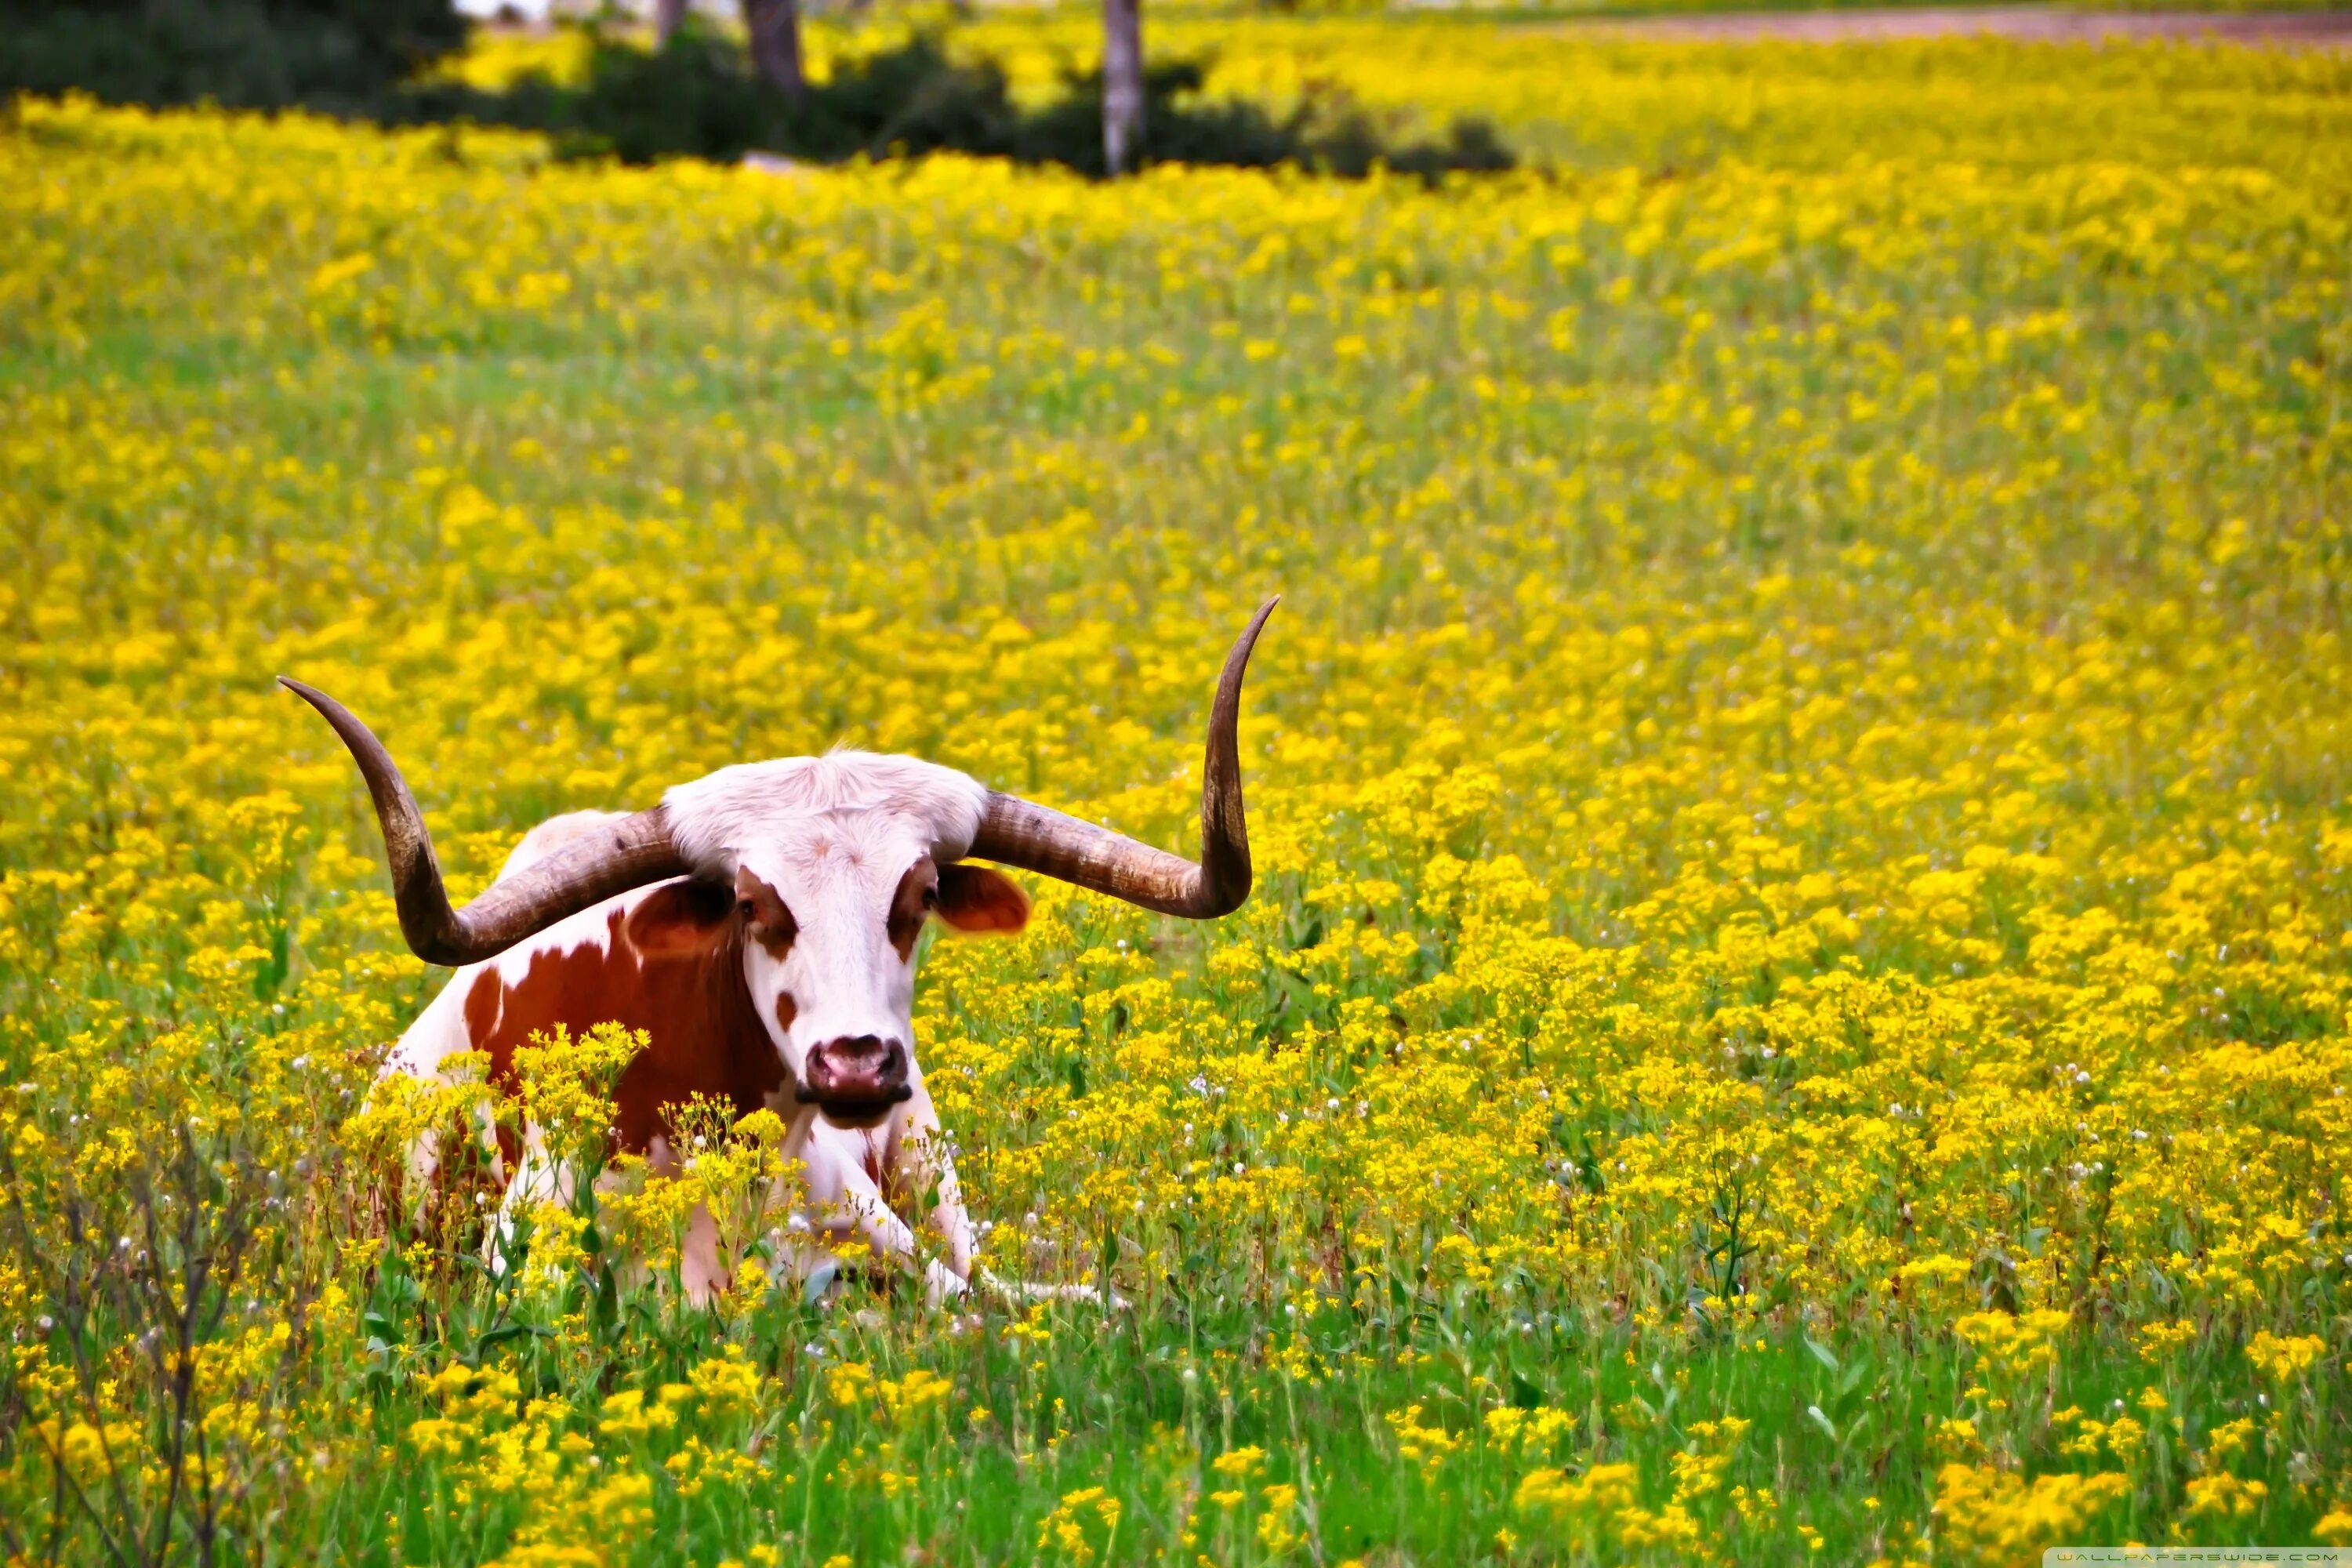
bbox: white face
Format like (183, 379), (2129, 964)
(729, 813), (1028, 1124)
(652, 752), (1029, 1125)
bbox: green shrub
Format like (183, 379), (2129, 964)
(2, 3), (1512, 180)
(459, 24), (1516, 180)
(0, 0), (467, 115)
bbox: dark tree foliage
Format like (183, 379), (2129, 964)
(457, 24), (1516, 181)
(1008, 57), (1518, 180)
(1, 2), (1512, 182)
(0, 0), (469, 115)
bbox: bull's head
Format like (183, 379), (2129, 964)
(281, 599), (1276, 1123)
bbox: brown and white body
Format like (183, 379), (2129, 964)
(289, 599), (1275, 1307)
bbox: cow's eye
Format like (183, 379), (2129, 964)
(920, 884), (939, 911)
(736, 898), (757, 920)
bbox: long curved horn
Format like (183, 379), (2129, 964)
(966, 595), (1276, 919)
(278, 677), (691, 967)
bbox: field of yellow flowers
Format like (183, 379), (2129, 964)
(3, 21), (2350, 1566)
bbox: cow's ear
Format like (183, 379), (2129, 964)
(935, 864), (1029, 935)
(624, 877), (735, 957)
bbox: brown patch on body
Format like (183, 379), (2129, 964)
(463, 878), (784, 1156)
(464, 964), (506, 1044)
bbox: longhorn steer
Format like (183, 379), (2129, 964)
(288, 599), (1275, 1305)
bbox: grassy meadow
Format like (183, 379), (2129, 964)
(3, 19), (2351, 1566)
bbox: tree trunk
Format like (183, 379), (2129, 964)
(653, 0), (690, 47)
(1102, 0), (1144, 176)
(742, 0), (806, 104)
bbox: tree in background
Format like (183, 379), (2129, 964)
(1102, 0), (1143, 174)
(742, 0), (806, 103)
(0, 0), (466, 114)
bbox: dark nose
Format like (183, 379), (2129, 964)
(804, 1034), (912, 1112)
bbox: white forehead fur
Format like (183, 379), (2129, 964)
(661, 750), (989, 871)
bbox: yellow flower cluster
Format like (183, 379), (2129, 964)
(2, 16), (2348, 1560)
(1934, 1461), (2132, 1567)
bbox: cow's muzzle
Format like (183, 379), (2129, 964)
(804, 1035), (913, 1120)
